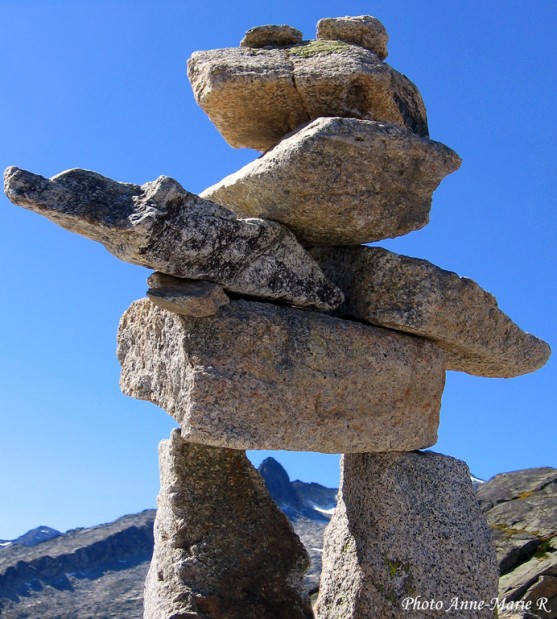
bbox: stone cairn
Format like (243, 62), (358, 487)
(4, 15), (551, 619)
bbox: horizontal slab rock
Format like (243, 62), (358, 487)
(117, 298), (445, 453)
(310, 245), (551, 377)
(187, 41), (428, 151)
(315, 451), (499, 619)
(241, 24), (302, 48)
(3, 167), (342, 311)
(316, 15), (389, 59)
(147, 273), (230, 317)
(145, 429), (312, 619)
(202, 118), (461, 246)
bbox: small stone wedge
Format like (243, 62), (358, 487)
(202, 118), (461, 246)
(187, 40), (428, 151)
(3, 166), (343, 311)
(315, 451), (499, 619)
(117, 298), (445, 453)
(241, 24), (302, 48)
(147, 273), (230, 317)
(310, 245), (551, 377)
(144, 429), (312, 619)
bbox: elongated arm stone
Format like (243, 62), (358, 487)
(3, 167), (342, 311)
(145, 430), (312, 619)
(310, 245), (551, 377)
(202, 118), (461, 246)
(117, 298), (445, 453)
(315, 452), (499, 619)
(187, 40), (428, 151)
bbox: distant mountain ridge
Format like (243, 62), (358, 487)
(0, 526), (62, 549)
(0, 511), (155, 618)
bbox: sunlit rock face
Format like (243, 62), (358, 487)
(3, 166), (343, 311)
(202, 118), (460, 246)
(315, 452), (500, 619)
(117, 298), (445, 453)
(144, 430), (312, 619)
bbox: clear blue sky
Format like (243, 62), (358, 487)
(0, 1), (555, 540)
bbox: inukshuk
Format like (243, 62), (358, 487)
(4, 15), (551, 619)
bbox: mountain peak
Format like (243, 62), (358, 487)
(257, 458), (337, 522)
(258, 457), (302, 513)
(12, 525), (62, 547)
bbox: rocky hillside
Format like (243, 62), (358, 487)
(0, 526), (61, 549)
(478, 467), (557, 618)
(0, 510), (154, 618)
(1, 462), (554, 618)
(0, 458), (332, 618)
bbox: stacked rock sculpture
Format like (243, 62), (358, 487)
(4, 14), (551, 619)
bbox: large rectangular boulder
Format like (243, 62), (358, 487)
(310, 245), (551, 377)
(145, 430), (312, 618)
(117, 298), (445, 453)
(315, 451), (500, 619)
(187, 41), (428, 151)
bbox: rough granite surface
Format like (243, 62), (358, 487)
(3, 167), (342, 311)
(187, 42), (428, 151)
(316, 15), (389, 59)
(478, 468), (557, 617)
(202, 117), (460, 246)
(144, 430), (312, 619)
(310, 245), (551, 377)
(117, 298), (445, 453)
(315, 451), (500, 619)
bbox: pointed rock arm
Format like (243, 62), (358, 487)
(3, 166), (343, 311)
(310, 245), (551, 377)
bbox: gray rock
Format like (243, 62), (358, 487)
(316, 15), (389, 59)
(499, 610), (543, 619)
(145, 430), (312, 619)
(3, 166), (343, 311)
(522, 576), (557, 618)
(202, 118), (460, 246)
(117, 298), (445, 453)
(241, 24), (302, 48)
(498, 543), (557, 614)
(147, 273), (229, 317)
(477, 468), (557, 515)
(187, 42), (428, 151)
(490, 526), (542, 575)
(310, 245), (551, 377)
(478, 468), (557, 615)
(315, 451), (499, 619)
